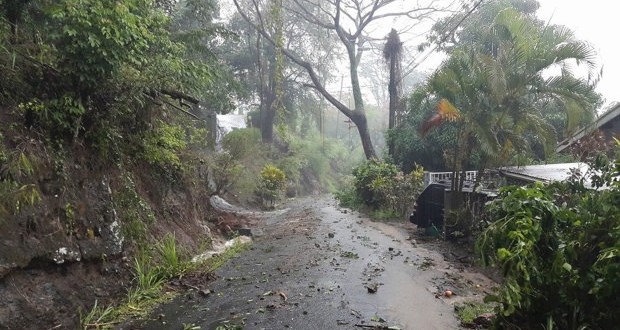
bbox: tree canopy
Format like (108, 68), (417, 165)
(391, 1), (601, 172)
(232, 0), (457, 159)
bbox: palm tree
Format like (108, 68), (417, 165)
(422, 7), (600, 176)
(383, 29), (404, 157)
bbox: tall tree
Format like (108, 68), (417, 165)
(383, 28), (403, 157)
(222, 3), (332, 142)
(168, 0), (242, 114)
(233, 0), (453, 160)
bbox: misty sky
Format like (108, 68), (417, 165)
(537, 0), (619, 107)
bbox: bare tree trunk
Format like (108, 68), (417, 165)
(351, 111), (376, 160)
(383, 29), (403, 158)
(347, 42), (377, 160)
(256, 31), (277, 144)
(261, 89), (276, 143)
(387, 57), (397, 157)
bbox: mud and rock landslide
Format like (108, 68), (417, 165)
(135, 195), (496, 330)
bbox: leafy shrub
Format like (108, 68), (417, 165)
(46, 0), (165, 89)
(218, 128), (268, 197)
(334, 175), (363, 209)
(114, 173), (155, 243)
(336, 160), (424, 218)
(141, 121), (187, 170)
(370, 166), (424, 216)
(208, 151), (243, 195)
(352, 160), (399, 208)
(477, 150), (620, 329)
(222, 128), (261, 159)
(257, 164), (286, 206)
(18, 95), (85, 140)
(281, 133), (363, 194)
(0, 136), (41, 219)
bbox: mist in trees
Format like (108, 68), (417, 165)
(230, 0), (458, 160)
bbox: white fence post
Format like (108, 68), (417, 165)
(423, 171), (478, 188)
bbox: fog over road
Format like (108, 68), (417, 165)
(136, 196), (494, 330)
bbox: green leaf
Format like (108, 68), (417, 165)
(562, 263), (572, 272)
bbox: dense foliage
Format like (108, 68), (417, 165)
(0, 0), (229, 211)
(390, 0), (600, 172)
(216, 127), (363, 206)
(477, 150), (620, 329)
(337, 160), (424, 219)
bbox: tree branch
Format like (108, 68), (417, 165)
(144, 90), (202, 120)
(159, 89), (200, 104)
(233, 0), (354, 118)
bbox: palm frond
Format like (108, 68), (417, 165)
(420, 99), (462, 136)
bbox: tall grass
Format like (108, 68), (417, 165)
(80, 234), (250, 328)
(155, 233), (189, 277)
(79, 300), (115, 329)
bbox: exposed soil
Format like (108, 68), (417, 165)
(0, 197), (249, 330)
(0, 258), (131, 329)
(128, 195), (497, 330)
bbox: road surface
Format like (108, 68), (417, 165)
(133, 196), (494, 330)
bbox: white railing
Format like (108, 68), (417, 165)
(423, 171), (478, 187)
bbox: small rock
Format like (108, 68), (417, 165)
(365, 283), (379, 293)
(237, 228), (253, 236)
(328, 233), (335, 238)
(474, 313), (495, 327)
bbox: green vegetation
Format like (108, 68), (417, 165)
(0, 0), (222, 216)
(141, 121), (188, 172)
(79, 300), (115, 330)
(454, 301), (494, 325)
(1, 1), (617, 329)
(477, 148), (620, 329)
(340, 251), (359, 259)
(0, 0), (248, 326)
(336, 160), (424, 220)
(113, 173), (155, 243)
(257, 164), (286, 206)
(391, 1), (600, 173)
(0, 134), (40, 219)
(214, 127), (362, 207)
(79, 236), (250, 329)
(155, 233), (189, 278)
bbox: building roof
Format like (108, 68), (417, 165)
(500, 162), (587, 183)
(556, 103), (620, 153)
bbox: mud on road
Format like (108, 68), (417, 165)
(133, 196), (496, 330)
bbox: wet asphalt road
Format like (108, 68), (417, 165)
(134, 196), (492, 330)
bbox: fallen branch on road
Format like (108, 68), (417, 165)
(354, 324), (402, 330)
